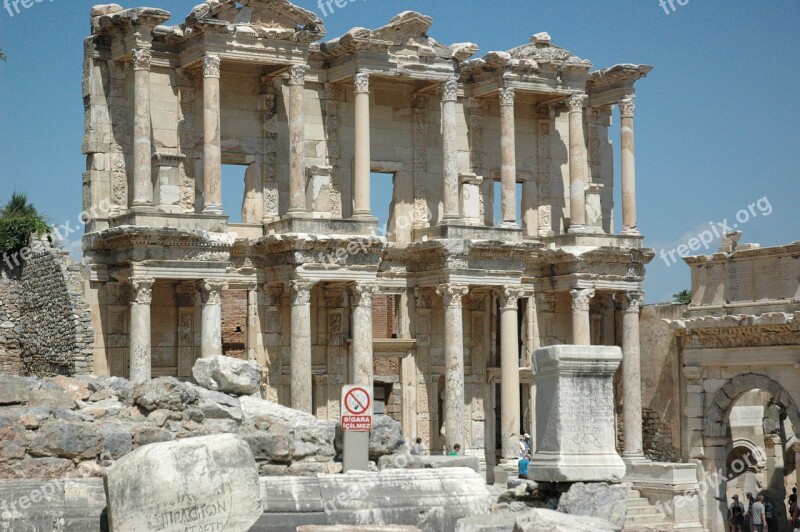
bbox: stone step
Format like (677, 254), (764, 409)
(627, 497), (653, 508)
(627, 489), (642, 499)
(625, 512), (670, 526)
(626, 505), (662, 516)
(623, 524), (674, 532)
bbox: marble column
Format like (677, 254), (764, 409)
(246, 286), (259, 362)
(437, 283), (469, 451)
(131, 49), (153, 207)
(499, 88), (518, 227)
(350, 282), (378, 387)
(441, 79), (460, 221)
(499, 287), (524, 461)
(288, 64), (310, 214)
(200, 280), (225, 358)
(618, 290), (645, 459)
(620, 97), (638, 233)
(566, 94), (588, 232)
(129, 277), (154, 384)
(202, 54), (222, 215)
(290, 280), (315, 413)
(353, 72), (372, 218)
(570, 288), (595, 346)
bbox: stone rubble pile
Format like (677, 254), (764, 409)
(0, 358), (405, 480)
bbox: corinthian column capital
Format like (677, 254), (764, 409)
(202, 54), (221, 78)
(132, 48), (152, 71)
(201, 280), (227, 305)
(499, 87), (515, 107)
(354, 71), (370, 94)
(617, 290), (645, 313)
(351, 282), (379, 307)
(442, 78), (459, 102)
(290, 280), (315, 306)
(620, 97), (636, 119)
(130, 277), (155, 305)
(570, 288), (595, 312)
(437, 283), (469, 308)
(566, 93), (587, 113)
(497, 286), (524, 310)
(289, 64), (310, 86)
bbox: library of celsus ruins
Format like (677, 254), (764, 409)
(80, 0), (654, 481)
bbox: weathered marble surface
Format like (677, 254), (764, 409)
(103, 434), (262, 532)
(192, 354), (261, 395)
(528, 345), (626, 482)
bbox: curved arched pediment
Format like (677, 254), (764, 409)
(186, 0), (326, 42)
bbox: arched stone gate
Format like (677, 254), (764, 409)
(699, 373), (800, 531)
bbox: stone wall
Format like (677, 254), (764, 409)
(638, 303), (686, 461)
(0, 239), (94, 377)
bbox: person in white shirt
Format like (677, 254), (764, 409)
(751, 495), (767, 532)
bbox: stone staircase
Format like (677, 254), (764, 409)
(623, 486), (673, 531)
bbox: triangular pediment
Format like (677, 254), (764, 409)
(185, 0), (326, 41)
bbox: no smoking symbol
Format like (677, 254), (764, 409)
(344, 387), (371, 415)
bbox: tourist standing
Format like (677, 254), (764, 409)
(518, 453), (530, 480)
(751, 495), (767, 532)
(519, 433), (532, 456)
(410, 437), (426, 456)
(449, 443), (461, 456)
(730, 494), (745, 532)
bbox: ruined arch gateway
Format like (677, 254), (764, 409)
(81, 1), (654, 479)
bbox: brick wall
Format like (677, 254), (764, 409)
(0, 238), (94, 376)
(372, 294), (397, 339)
(222, 289), (247, 359)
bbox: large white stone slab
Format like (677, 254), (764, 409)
(103, 434), (262, 532)
(529, 345), (626, 482)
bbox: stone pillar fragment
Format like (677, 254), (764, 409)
(499, 88), (517, 227)
(202, 55), (222, 214)
(350, 282), (378, 387)
(288, 65), (310, 214)
(620, 97), (638, 233)
(246, 287), (259, 362)
(129, 277), (154, 384)
(529, 345), (626, 482)
(353, 72), (372, 218)
(570, 288), (595, 346)
(566, 94), (588, 232)
(498, 287), (524, 461)
(437, 284), (469, 451)
(200, 280), (225, 358)
(131, 49), (153, 207)
(441, 79), (460, 221)
(618, 290), (645, 459)
(290, 280), (315, 413)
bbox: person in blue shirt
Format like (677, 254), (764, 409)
(518, 453), (530, 479)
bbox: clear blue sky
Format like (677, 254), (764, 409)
(1, 1), (798, 302)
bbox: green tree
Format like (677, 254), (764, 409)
(673, 289), (691, 304)
(0, 192), (49, 262)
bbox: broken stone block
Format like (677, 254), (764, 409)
(556, 482), (627, 529)
(193, 355), (261, 396)
(513, 509), (618, 531)
(104, 434), (263, 532)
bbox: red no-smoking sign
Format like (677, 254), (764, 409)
(341, 386), (373, 432)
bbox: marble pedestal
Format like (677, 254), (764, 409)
(529, 345), (626, 483)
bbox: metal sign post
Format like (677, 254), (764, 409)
(341, 385), (372, 472)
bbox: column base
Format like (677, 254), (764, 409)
(567, 224), (588, 234)
(622, 227), (640, 235)
(203, 205), (223, 216)
(493, 459), (522, 485)
(500, 221), (520, 229)
(622, 454), (650, 468)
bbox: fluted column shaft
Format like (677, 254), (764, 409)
(499, 287), (524, 460)
(351, 283), (379, 386)
(620, 97), (638, 233)
(202, 55), (222, 214)
(500, 88), (517, 226)
(129, 277), (154, 384)
(442, 79), (460, 221)
(570, 288), (595, 346)
(290, 280), (315, 413)
(353, 72), (372, 218)
(132, 49), (153, 207)
(200, 280), (225, 358)
(567, 94), (588, 232)
(437, 284), (469, 451)
(288, 65), (310, 214)
(619, 290), (645, 458)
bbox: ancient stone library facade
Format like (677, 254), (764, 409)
(80, 1), (654, 475)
